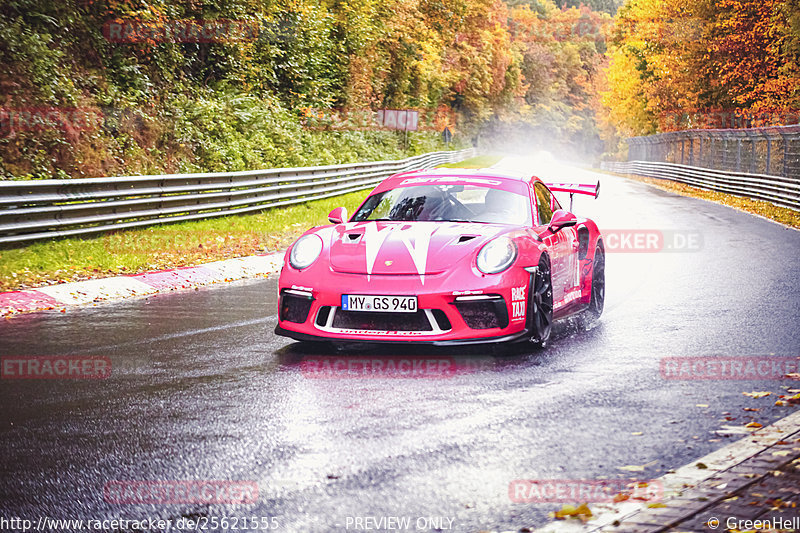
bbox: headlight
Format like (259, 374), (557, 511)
(477, 237), (517, 274)
(289, 234), (323, 270)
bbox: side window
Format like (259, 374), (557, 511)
(534, 183), (554, 225)
(550, 192), (562, 212)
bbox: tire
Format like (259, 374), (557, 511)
(586, 244), (605, 320)
(529, 254), (553, 348)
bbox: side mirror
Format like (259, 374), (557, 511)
(328, 207), (348, 224)
(547, 209), (577, 234)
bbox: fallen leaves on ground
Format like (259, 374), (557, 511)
(774, 393), (800, 407)
(742, 391), (771, 398)
(617, 460), (657, 472)
(551, 503), (593, 522)
(618, 175), (800, 229)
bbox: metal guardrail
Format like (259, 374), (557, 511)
(627, 124), (800, 178)
(600, 160), (800, 211)
(0, 148), (474, 245)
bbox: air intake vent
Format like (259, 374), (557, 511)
(455, 297), (509, 329)
(280, 293), (313, 324)
(457, 235), (478, 244)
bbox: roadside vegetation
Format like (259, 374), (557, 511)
(598, 0), (800, 156)
(0, 0), (614, 180)
(438, 155), (503, 168)
(2, 0), (797, 290)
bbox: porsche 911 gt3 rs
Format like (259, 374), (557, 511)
(275, 167), (604, 347)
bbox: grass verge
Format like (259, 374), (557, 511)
(0, 190), (369, 292)
(437, 154), (502, 169)
(608, 172), (800, 229)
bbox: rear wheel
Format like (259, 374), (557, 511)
(586, 245), (605, 320)
(529, 254), (553, 348)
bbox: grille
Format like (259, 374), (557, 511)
(455, 299), (509, 329)
(280, 293), (313, 324)
(331, 310), (433, 331)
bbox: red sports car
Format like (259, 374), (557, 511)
(275, 168), (604, 347)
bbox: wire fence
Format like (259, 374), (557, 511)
(627, 125), (800, 178)
(0, 148), (474, 246)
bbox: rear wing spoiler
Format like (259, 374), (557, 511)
(544, 181), (600, 210)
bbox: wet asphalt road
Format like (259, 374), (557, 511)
(1, 163), (799, 533)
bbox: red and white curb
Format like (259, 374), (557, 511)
(0, 252), (284, 317)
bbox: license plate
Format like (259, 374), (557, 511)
(341, 295), (418, 313)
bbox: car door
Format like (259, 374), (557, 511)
(534, 182), (577, 305)
(549, 188), (580, 304)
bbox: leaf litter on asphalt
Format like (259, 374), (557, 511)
(742, 391), (772, 398)
(551, 503), (593, 522)
(618, 460), (657, 472)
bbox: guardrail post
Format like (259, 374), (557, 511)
(708, 135), (714, 169)
(698, 135), (703, 168)
(744, 129), (756, 174)
(766, 133), (772, 175)
(779, 129), (790, 177)
(721, 137), (728, 170)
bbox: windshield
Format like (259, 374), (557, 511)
(351, 185), (531, 225)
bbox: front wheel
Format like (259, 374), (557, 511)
(529, 254), (553, 348)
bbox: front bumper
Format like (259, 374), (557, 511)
(276, 268), (533, 344)
(274, 324), (532, 346)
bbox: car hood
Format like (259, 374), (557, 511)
(327, 221), (509, 276)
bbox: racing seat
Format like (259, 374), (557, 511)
(417, 191), (449, 220)
(481, 188), (515, 223)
